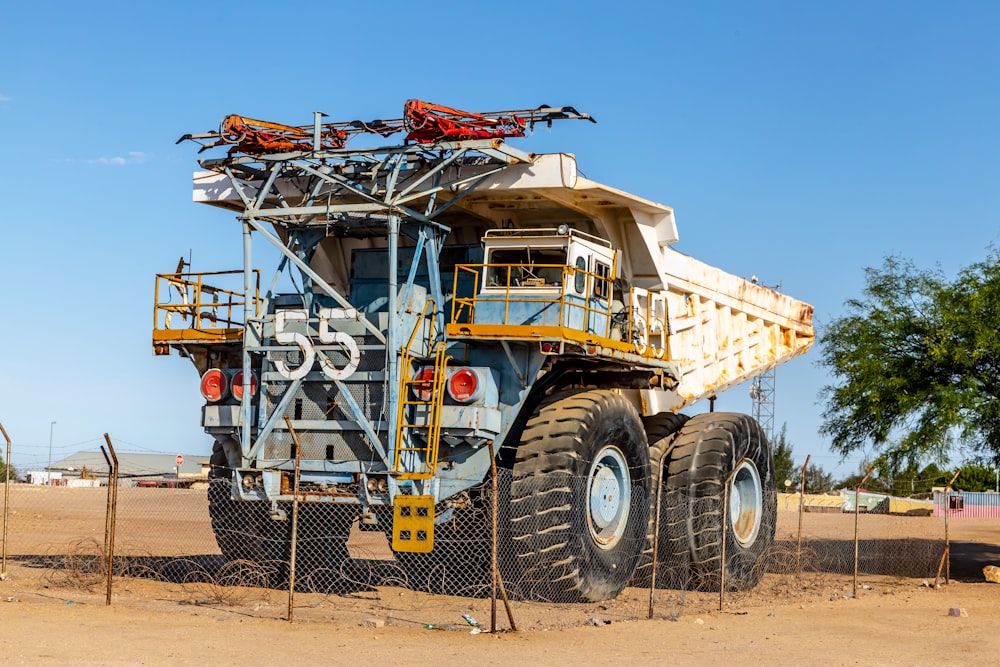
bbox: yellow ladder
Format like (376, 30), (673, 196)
(393, 342), (449, 480)
(391, 341), (448, 552)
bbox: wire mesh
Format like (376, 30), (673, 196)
(0, 466), (991, 629)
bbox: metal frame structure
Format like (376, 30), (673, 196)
(183, 105), (594, 503)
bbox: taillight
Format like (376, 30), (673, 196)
(231, 370), (258, 401)
(200, 368), (229, 402)
(447, 368), (484, 403)
(412, 367), (435, 402)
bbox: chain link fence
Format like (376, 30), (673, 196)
(0, 438), (989, 630)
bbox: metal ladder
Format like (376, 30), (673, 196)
(393, 341), (449, 480)
(390, 307), (448, 553)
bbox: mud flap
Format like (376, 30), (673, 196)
(392, 495), (435, 553)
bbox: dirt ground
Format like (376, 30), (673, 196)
(2, 573), (999, 666)
(2, 487), (1000, 666)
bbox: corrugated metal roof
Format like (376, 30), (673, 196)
(49, 451), (205, 477)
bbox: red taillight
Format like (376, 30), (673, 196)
(412, 367), (435, 402)
(231, 370), (258, 401)
(447, 368), (483, 403)
(200, 368), (229, 402)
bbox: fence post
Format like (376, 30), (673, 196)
(935, 469), (961, 588)
(648, 447), (669, 619)
(796, 455), (810, 576)
(487, 441), (516, 632)
(720, 457), (748, 611)
(1, 422), (10, 581)
(101, 434), (119, 606)
(852, 466), (875, 598)
(284, 416), (303, 622)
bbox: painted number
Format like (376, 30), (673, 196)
(274, 308), (360, 381)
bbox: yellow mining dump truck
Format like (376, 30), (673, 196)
(154, 101), (814, 601)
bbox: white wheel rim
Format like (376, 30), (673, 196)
(730, 460), (763, 548)
(587, 445), (632, 550)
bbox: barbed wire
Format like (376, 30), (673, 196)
(0, 475), (977, 630)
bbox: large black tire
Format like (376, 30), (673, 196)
(207, 478), (290, 571)
(510, 390), (650, 602)
(207, 442), (356, 590)
(631, 411), (690, 587)
(663, 412), (776, 591)
(293, 504), (358, 591)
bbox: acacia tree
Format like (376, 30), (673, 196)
(819, 250), (1000, 466)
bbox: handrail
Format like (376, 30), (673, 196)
(153, 269), (261, 339)
(450, 262), (670, 361)
(451, 262), (615, 333)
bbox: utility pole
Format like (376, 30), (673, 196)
(47, 421), (56, 482)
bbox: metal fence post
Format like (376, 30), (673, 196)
(796, 455), (810, 576)
(101, 434), (119, 606)
(720, 457), (748, 611)
(648, 452), (667, 618)
(284, 416), (303, 622)
(935, 469), (961, 588)
(487, 441), (516, 632)
(853, 466), (875, 598)
(1, 422), (11, 581)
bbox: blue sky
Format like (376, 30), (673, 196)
(2, 1), (998, 478)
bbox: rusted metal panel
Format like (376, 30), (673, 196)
(660, 249), (814, 409)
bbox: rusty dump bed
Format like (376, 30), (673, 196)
(184, 150), (814, 411)
(657, 246), (813, 410)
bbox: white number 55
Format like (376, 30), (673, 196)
(274, 308), (360, 381)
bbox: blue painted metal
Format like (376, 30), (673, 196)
(171, 112), (610, 517)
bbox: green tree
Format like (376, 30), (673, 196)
(772, 423), (796, 488)
(837, 463), (888, 492)
(955, 463), (996, 493)
(793, 463), (835, 493)
(819, 250), (1000, 465)
(837, 459), (952, 496)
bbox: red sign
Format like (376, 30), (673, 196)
(175, 454), (184, 467)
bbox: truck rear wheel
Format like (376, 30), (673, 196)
(510, 390), (649, 602)
(207, 443), (355, 590)
(207, 479), (290, 576)
(207, 441), (287, 572)
(631, 412), (690, 587)
(663, 412), (776, 591)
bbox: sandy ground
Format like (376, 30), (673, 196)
(2, 486), (1000, 666)
(1, 574), (998, 666)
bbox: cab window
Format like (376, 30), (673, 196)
(594, 261), (611, 299)
(574, 257), (587, 293)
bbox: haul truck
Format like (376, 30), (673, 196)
(154, 101), (814, 602)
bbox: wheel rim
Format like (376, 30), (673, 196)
(729, 460), (763, 548)
(587, 445), (632, 550)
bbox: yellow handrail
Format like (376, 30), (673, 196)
(153, 269), (260, 340)
(449, 262), (671, 361)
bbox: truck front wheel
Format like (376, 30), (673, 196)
(510, 390), (649, 602)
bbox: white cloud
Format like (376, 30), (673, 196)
(0, 93), (12, 103)
(89, 156), (129, 166)
(85, 152), (153, 166)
